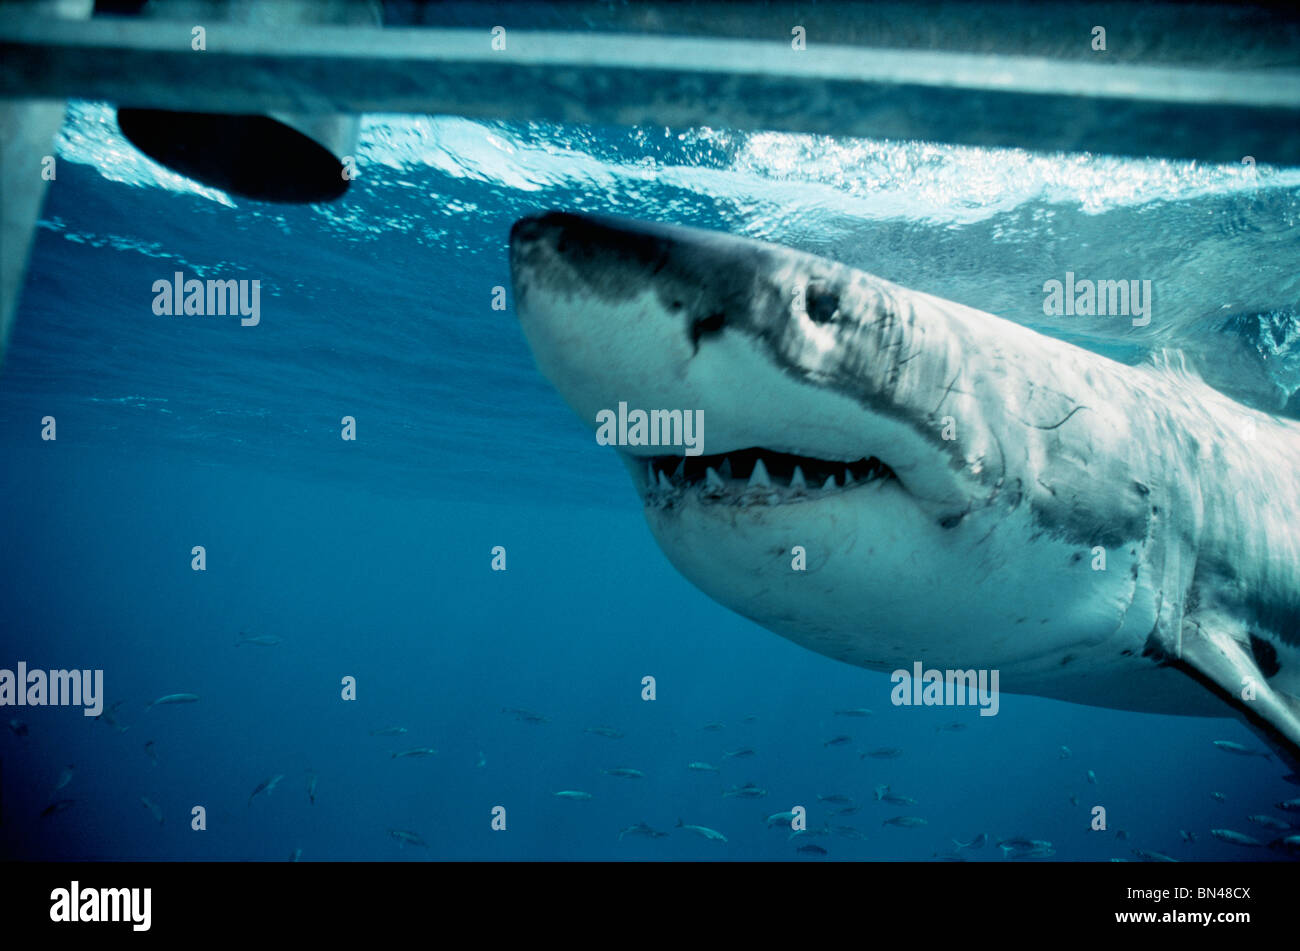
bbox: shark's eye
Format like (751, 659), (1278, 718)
(805, 283), (839, 324)
(1250, 634), (1281, 678)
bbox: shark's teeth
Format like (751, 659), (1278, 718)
(641, 449), (897, 508)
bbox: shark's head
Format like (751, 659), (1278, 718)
(509, 211), (1155, 675)
(510, 211), (978, 506)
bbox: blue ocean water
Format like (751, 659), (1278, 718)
(1, 104), (1298, 861)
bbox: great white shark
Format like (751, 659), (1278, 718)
(509, 211), (1300, 766)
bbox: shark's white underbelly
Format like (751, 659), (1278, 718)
(637, 479), (1224, 713)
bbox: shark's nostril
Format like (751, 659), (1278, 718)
(690, 311), (725, 352)
(509, 216), (546, 249)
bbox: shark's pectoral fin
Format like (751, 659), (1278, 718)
(1173, 612), (1300, 768)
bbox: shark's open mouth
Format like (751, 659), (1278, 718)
(634, 447), (899, 505)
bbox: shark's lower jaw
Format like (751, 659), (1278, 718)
(633, 448), (899, 508)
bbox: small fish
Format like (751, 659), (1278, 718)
(584, 726), (624, 739)
(953, 833), (987, 850)
(306, 770), (318, 805)
(742, 715), (758, 723)
(676, 819), (727, 841)
(390, 747), (437, 759)
(933, 853), (968, 862)
(140, 797), (163, 825)
(883, 816), (927, 828)
(389, 829), (427, 848)
(618, 822), (667, 841)
(1115, 829), (1128, 840)
(765, 811), (798, 827)
(835, 805), (861, 816)
(1006, 846), (1056, 859)
(823, 735), (852, 747)
(1249, 814), (1291, 830)
(1059, 746), (1071, 759)
(796, 844), (828, 856)
(146, 693), (199, 710)
(291, 849), (302, 862)
(1210, 828), (1263, 846)
(41, 799), (76, 818)
(687, 761), (719, 773)
(833, 708), (872, 717)
(553, 790), (593, 800)
(998, 837), (1053, 858)
(701, 722), (726, 732)
(369, 726), (408, 737)
(936, 722), (967, 732)
(722, 747), (755, 759)
(1212, 739), (1271, 759)
(863, 748), (903, 759)
(816, 793), (853, 804)
(144, 741), (157, 765)
(789, 823), (831, 841)
(1269, 834), (1300, 856)
(1132, 848), (1177, 862)
(7, 718), (28, 737)
(1086, 769), (1097, 784)
(1212, 791), (1226, 801)
(97, 702), (128, 734)
(1068, 795), (1078, 806)
(834, 826), (867, 840)
(1275, 798), (1300, 813)
(601, 767), (644, 779)
(881, 794), (918, 806)
(872, 784), (890, 801)
(502, 707), (549, 724)
(248, 773), (284, 805)
(235, 631), (282, 647)
(722, 783), (767, 799)
(53, 764), (74, 792)
(475, 751), (486, 768)
(1179, 830), (1197, 843)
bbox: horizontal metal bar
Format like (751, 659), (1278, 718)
(2, 15), (1300, 162)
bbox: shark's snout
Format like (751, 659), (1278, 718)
(508, 213), (547, 249)
(509, 212), (706, 437)
(510, 211), (680, 293)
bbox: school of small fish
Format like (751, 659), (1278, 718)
(10, 665), (1300, 862)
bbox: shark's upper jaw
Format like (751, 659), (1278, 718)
(632, 447), (900, 508)
(509, 211), (981, 519)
